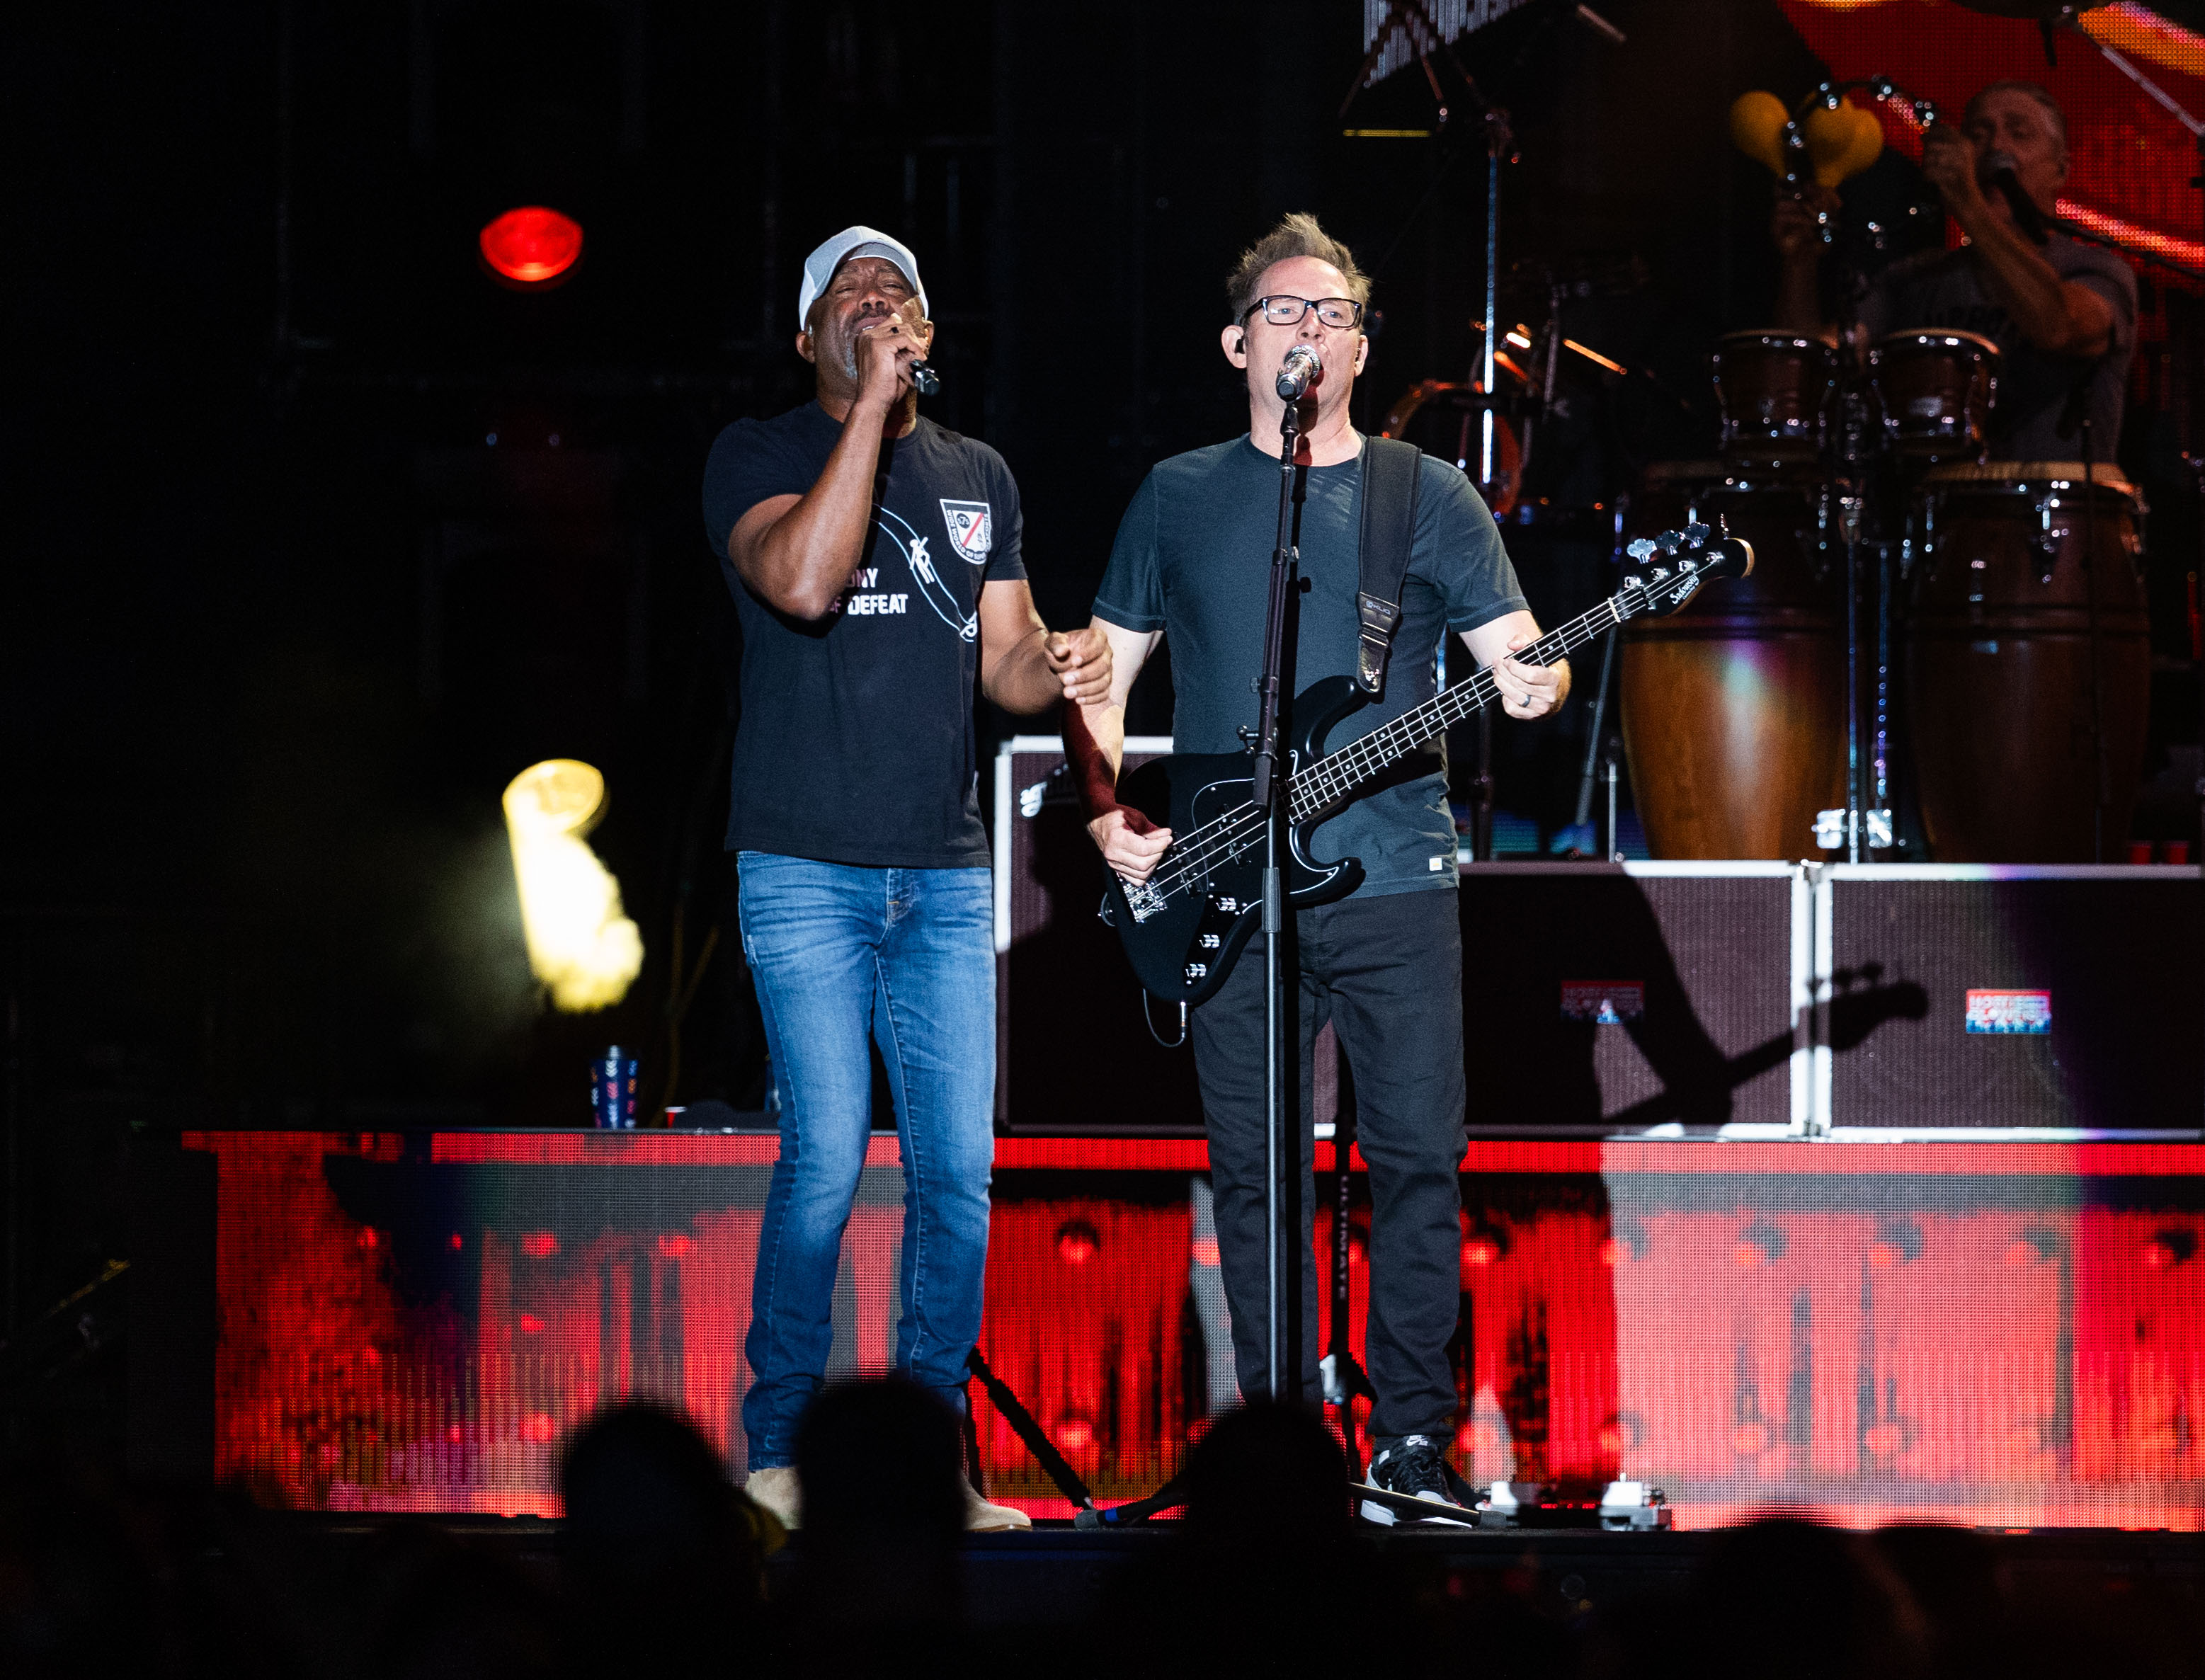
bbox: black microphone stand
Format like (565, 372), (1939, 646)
(2060, 372), (2112, 862)
(1325, 1104), (1377, 1477)
(1065, 391), (1310, 1526)
(1250, 392), (1306, 1404)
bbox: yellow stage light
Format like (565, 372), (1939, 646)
(501, 759), (644, 1012)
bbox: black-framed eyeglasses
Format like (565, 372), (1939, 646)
(1240, 295), (1364, 330)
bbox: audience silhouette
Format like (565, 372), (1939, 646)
(1, 1388), (2194, 1679)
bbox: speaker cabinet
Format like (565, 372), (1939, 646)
(995, 738), (1205, 1136)
(1458, 863), (1804, 1130)
(1824, 864), (2202, 1131)
(995, 738), (1349, 1138)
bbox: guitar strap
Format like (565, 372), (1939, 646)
(1353, 435), (1423, 697)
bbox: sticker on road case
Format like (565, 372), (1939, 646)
(1562, 981), (1643, 1024)
(1965, 989), (2051, 1034)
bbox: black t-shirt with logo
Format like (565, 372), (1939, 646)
(702, 401), (1026, 868)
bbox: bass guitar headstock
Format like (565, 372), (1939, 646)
(1619, 522), (1755, 618)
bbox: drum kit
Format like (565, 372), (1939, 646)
(1383, 282), (2151, 867)
(1620, 326), (2149, 864)
(1356, 38), (2190, 866)
(1614, 65), (2163, 865)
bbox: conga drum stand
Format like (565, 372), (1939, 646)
(1818, 301), (1894, 863)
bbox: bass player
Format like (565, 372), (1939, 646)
(1064, 212), (1568, 1514)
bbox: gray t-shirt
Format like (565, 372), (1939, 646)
(1858, 234), (2136, 459)
(1094, 435), (1526, 897)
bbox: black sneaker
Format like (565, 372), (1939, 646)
(1362, 1434), (1473, 1526)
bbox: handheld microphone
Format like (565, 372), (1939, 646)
(910, 362), (941, 396)
(1981, 150), (2051, 244)
(1275, 343), (1322, 401)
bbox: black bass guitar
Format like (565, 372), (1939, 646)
(1099, 525), (1753, 1006)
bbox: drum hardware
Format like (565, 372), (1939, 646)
(2034, 507), (2063, 584)
(1557, 622), (1622, 859)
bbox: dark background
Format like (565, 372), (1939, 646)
(7, 0), (2203, 1355)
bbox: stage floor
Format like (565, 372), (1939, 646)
(280, 1515), (2204, 1637)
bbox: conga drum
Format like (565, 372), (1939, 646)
(1906, 462), (2150, 862)
(1711, 331), (1836, 469)
(1619, 462), (1847, 859)
(1866, 330), (1998, 464)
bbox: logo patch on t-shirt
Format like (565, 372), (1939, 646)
(939, 500), (993, 564)
(877, 509), (976, 641)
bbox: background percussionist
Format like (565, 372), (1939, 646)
(1772, 79), (2138, 459)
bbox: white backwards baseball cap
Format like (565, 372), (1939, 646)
(796, 226), (929, 331)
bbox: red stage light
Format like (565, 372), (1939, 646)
(520, 1232), (557, 1258)
(657, 1233), (695, 1259)
(1055, 1220), (1100, 1267)
(479, 207), (583, 286)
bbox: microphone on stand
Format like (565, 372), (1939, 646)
(1276, 343), (1323, 401)
(1982, 149), (2051, 245)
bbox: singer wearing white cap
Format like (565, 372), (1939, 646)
(1774, 81), (2136, 459)
(702, 226), (1110, 1532)
(1063, 213), (1567, 1518)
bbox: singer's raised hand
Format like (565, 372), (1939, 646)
(1919, 124), (1988, 217)
(1770, 183), (1836, 265)
(853, 299), (932, 410)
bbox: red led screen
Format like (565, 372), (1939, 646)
(1778, 0), (2205, 282)
(169, 1131), (2205, 1528)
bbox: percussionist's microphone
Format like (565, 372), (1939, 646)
(1982, 149), (2051, 245)
(1275, 343), (1322, 401)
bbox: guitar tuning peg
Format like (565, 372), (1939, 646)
(1655, 530), (1683, 555)
(1685, 522), (1711, 547)
(1626, 537), (1657, 561)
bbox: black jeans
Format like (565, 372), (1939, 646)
(1190, 884), (1466, 1446)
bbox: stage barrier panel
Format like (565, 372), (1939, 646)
(135, 1130), (2205, 1529)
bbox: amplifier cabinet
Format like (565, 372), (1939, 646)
(994, 738), (1205, 1136)
(993, 738), (1346, 1138)
(1458, 862), (1806, 1131)
(1821, 864), (2202, 1132)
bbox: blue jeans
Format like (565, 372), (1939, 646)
(736, 852), (996, 1468)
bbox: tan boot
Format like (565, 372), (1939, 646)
(962, 1482), (1032, 1532)
(744, 1464), (802, 1531)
